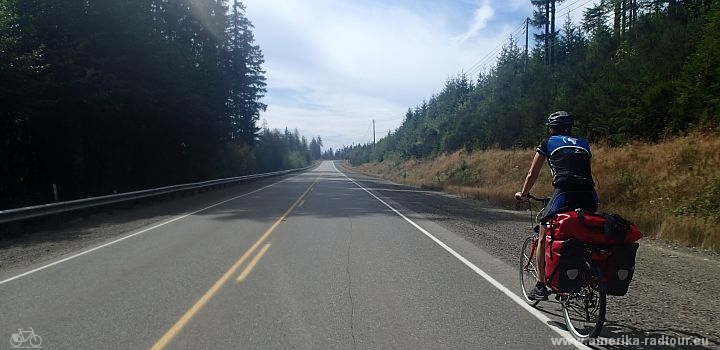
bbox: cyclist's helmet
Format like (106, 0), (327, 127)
(545, 111), (573, 129)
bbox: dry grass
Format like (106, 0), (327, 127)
(354, 131), (720, 252)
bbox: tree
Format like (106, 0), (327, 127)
(226, 1), (266, 146)
(674, 0), (720, 127)
(309, 137), (323, 160)
(340, 0), (720, 164)
(0, 0), (46, 207)
(0, 0), (276, 208)
(531, 0), (551, 65)
(583, 1), (612, 35)
(531, 0), (565, 65)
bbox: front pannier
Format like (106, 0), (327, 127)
(591, 243), (639, 296)
(544, 237), (585, 293)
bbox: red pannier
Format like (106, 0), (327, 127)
(590, 243), (639, 296)
(544, 236), (585, 293)
(548, 209), (642, 245)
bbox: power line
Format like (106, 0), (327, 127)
(373, 116), (404, 122)
(461, 0), (598, 80)
(359, 124), (371, 144)
(465, 35), (520, 78)
(525, 0), (597, 52)
(557, 0), (597, 20)
(464, 19), (528, 77)
(466, 45), (504, 78)
(556, 0), (590, 15)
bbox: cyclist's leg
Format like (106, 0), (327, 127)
(537, 224), (546, 283)
(539, 189), (566, 222)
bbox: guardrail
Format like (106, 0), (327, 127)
(0, 166), (313, 225)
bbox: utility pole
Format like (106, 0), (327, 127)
(373, 119), (376, 145)
(544, 0), (549, 66)
(525, 17), (529, 71)
(550, 0), (555, 66)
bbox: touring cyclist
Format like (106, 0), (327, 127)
(515, 111), (598, 300)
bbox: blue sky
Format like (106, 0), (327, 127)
(242, 0), (595, 151)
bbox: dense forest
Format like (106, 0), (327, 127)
(341, 0), (719, 164)
(0, 0), (321, 209)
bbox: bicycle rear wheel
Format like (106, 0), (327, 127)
(519, 235), (540, 306)
(561, 286), (606, 341)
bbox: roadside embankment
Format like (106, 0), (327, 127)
(354, 131), (720, 252)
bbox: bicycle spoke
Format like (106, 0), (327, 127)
(562, 288), (606, 340)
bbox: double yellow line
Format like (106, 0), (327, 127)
(151, 176), (320, 350)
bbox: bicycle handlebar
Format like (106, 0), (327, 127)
(517, 193), (550, 203)
(527, 194), (549, 202)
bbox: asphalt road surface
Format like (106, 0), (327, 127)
(1, 161), (595, 349)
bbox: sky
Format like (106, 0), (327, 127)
(242, 0), (596, 151)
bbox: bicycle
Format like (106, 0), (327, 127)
(518, 194), (606, 342)
(10, 327), (42, 348)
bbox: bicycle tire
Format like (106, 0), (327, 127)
(29, 334), (42, 348)
(561, 287), (606, 341)
(519, 235), (540, 306)
(9, 338), (23, 348)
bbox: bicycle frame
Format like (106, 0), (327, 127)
(523, 235), (538, 271)
(15, 328), (35, 342)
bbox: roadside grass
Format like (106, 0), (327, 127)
(354, 131), (720, 252)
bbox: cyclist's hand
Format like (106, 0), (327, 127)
(515, 192), (528, 201)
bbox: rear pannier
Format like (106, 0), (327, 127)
(544, 236), (585, 293)
(590, 243), (639, 296)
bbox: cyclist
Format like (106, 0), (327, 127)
(515, 111), (598, 300)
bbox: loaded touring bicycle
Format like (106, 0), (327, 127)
(518, 194), (642, 341)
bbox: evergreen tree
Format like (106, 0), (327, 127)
(0, 0), (277, 208)
(226, 1), (266, 146)
(340, 0), (719, 164)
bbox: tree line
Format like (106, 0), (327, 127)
(340, 0), (719, 165)
(0, 0), (321, 209)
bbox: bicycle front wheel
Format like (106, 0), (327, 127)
(519, 235), (540, 306)
(561, 286), (606, 341)
(29, 335), (42, 347)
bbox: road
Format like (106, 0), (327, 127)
(1, 161), (591, 349)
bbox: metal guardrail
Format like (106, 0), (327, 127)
(0, 166), (313, 225)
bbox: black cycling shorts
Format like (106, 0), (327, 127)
(540, 189), (598, 222)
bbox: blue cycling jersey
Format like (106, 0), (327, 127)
(536, 135), (595, 190)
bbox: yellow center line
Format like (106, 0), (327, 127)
(150, 176), (321, 350)
(236, 243), (271, 283)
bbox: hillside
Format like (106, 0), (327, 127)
(354, 131), (720, 251)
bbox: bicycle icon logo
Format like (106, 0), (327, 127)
(9, 328), (42, 348)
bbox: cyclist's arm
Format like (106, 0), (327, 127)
(519, 152), (545, 196)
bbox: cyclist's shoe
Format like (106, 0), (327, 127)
(528, 283), (550, 301)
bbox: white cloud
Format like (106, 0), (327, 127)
(242, 0), (524, 151)
(453, 0), (495, 44)
(262, 92), (406, 151)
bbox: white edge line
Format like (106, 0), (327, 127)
(0, 176), (293, 286)
(332, 162), (589, 350)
